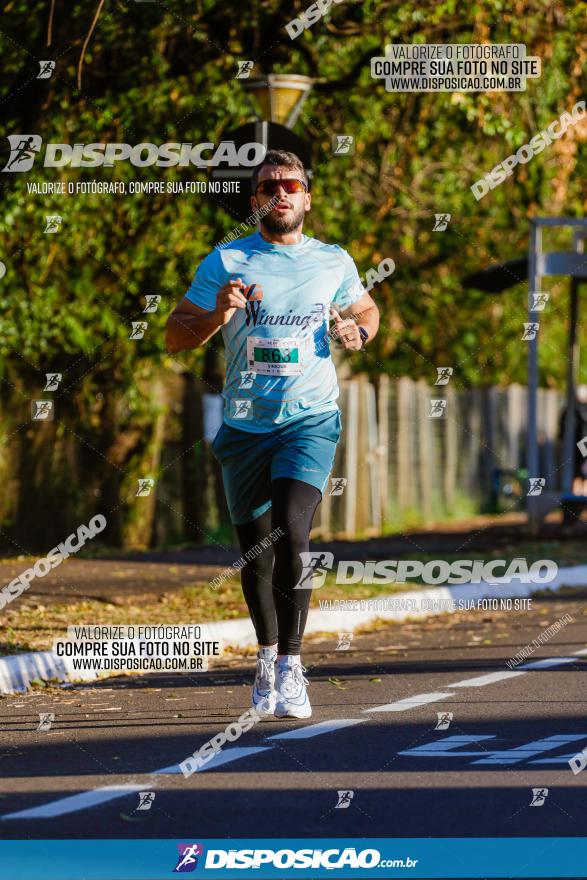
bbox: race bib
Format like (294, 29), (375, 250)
(246, 336), (305, 376)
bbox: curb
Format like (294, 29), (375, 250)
(1, 565), (586, 695)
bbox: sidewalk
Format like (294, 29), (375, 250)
(2, 513), (587, 694)
(1, 510), (584, 608)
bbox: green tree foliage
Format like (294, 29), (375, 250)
(0, 0), (584, 547)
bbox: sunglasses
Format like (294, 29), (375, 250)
(254, 178), (308, 196)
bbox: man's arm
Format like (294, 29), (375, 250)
(165, 279), (248, 354)
(342, 291), (380, 339)
(332, 291), (380, 351)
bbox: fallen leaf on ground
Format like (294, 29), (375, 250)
(328, 677), (348, 690)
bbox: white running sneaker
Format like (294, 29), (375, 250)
(252, 648), (277, 717)
(274, 656), (312, 719)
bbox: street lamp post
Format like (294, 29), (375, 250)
(242, 73), (314, 128)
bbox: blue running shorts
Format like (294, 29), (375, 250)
(211, 409), (342, 525)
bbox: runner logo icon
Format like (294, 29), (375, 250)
(37, 61), (55, 79)
(2, 135), (42, 172)
(435, 712), (453, 730)
(335, 790), (354, 808)
(173, 843), (204, 872)
(295, 551), (334, 589)
(529, 788), (549, 806)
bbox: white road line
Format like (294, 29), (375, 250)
(449, 655), (583, 688)
(364, 653), (584, 711)
(471, 734), (587, 765)
(1, 784), (146, 820)
(364, 692), (456, 713)
(266, 719), (365, 741)
(1, 747), (271, 820)
(399, 735), (497, 757)
(153, 746), (271, 774)
(448, 670), (526, 688)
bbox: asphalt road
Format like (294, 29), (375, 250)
(1, 594), (586, 848)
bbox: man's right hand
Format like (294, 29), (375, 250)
(213, 278), (248, 326)
(165, 278), (249, 354)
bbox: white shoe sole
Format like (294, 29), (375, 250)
(252, 692), (276, 717)
(274, 701), (312, 720)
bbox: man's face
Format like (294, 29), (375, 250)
(251, 164), (311, 234)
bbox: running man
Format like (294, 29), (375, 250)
(165, 150), (379, 719)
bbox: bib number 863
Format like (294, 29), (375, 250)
(256, 347), (294, 363)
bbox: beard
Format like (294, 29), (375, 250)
(261, 203), (306, 234)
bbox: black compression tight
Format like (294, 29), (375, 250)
(234, 477), (322, 655)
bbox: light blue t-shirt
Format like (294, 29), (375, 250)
(185, 232), (364, 433)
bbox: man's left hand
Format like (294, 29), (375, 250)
(330, 309), (362, 351)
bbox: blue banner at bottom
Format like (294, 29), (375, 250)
(1, 838), (586, 879)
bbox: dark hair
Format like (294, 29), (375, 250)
(251, 149), (308, 191)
